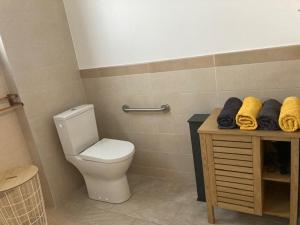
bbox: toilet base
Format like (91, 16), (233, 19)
(84, 174), (131, 203)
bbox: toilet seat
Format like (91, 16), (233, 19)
(79, 138), (135, 163)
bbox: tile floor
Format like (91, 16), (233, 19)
(47, 174), (288, 225)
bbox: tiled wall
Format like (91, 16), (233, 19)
(0, 0), (87, 205)
(0, 66), (32, 171)
(82, 47), (300, 182)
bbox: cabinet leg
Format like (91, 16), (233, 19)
(290, 139), (299, 225)
(207, 205), (215, 224)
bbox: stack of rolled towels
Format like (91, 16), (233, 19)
(217, 96), (300, 132)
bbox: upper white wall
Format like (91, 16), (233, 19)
(63, 0), (300, 69)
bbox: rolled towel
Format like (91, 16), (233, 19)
(217, 97), (242, 129)
(257, 99), (282, 130)
(236, 96), (262, 130)
(279, 96), (300, 132)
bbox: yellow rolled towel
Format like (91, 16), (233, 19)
(236, 96), (262, 130)
(279, 96), (300, 132)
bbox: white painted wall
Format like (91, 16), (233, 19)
(63, 0), (300, 69)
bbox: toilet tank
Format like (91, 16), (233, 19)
(53, 105), (99, 156)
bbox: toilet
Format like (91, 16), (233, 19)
(53, 104), (135, 203)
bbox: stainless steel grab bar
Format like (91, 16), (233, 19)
(122, 104), (170, 112)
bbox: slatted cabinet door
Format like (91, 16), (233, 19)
(205, 134), (262, 216)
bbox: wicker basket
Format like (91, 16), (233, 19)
(0, 165), (47, 225)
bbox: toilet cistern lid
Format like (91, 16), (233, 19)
(80, 138), (135, 163)
(53, 104), (94, 121)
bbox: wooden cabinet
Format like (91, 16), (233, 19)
(199, 109), (299, 225)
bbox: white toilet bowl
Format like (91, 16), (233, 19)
(67, 138), (135, 203)
(53, 105), (135, 204)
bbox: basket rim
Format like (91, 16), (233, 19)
(0, 165), (38, 192)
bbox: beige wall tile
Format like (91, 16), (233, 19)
(258, 60), (300, 89)
(125, 133), (160, 152)
(0, 111), (32, 171)
(178, 68), (217, 92)
(0, 73), (8, 96)
(260, 88), (300, 102)
(83, 57), (300, 180)
(149, 55), (214, 73)
(80, 55), (214, 78)
(81, 63), (150, 78)
(80, 45), (300, 79)
(176, 134), (193, 154)
(156, 134), (191, 154)
(132, 150), (194, 173)
(153, 114), (191, 135)
(151, 91), (217, 116)
(215, 45), (300, 66)
(217, 90), (263, 107)
(127, 114), (157, 134)
(42, 155), (83, 203)
(129, 165), (195, 183)
(216, 65), (263, 91)
(150, 68), (216, 94)
(0, 66), (32, 171)
(0, 0), (86, 206)
(122, 73), (153, 96)
(216, 60), (300, 91)
(150, 70), (186, 94)
(98, 109), (157, 135)
(216, 60), (300, 107)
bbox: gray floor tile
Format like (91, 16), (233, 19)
(47, 174), (289, 225)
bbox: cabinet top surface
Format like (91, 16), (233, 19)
(198, 108), (300, 139)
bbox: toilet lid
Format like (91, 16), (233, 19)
(79, 138), (135, 163)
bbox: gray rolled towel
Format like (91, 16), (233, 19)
(258, 99), (282, 130)
(217, 97), (243, 129)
